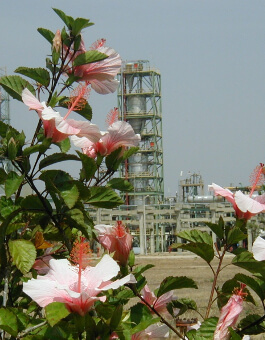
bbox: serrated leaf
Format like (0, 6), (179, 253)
(133, 264), (154, 277)
(107, 178), (134, 192)
(156, 276), (198, 297)
(87, 187), (124, 208)
(205, 218), (224, 240)
(130, 304), (155, 328)
(73, 50), (108, 66)
(228, 328), (242, 339)
(0, 168), (7, 184)
(76, 151), (97, 181)
(106, 147), (123, 171)
(177, 229), (213, 246)
(177, 242), (215, 263)
(232, 251), (265, 277)
(194, 317), (218, 338)
(8, 239), (36, 274)
(21, 195), (53, 214)
(110, 305), (123, 331)
(15, 67), (50, 87)
(0, 75), (35, 101)
(227, 227), (247, 246)
(5, 171), (24, 198)
(59, 97), (93, 121)
(65, 208), (92, 239)
(55, 137), (71, 153)
(39, 153), (80, 170)
(0, 308), (18, 337)
(53, 8), (74, 29)
(37, 27), (54, 44)
(71, 18), (94, 36)
(122, 146), (139, 160)
(45, 302), (70, 327)
(239, 314), (265, 335)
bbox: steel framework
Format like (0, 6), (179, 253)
(117, 60), (164, 205)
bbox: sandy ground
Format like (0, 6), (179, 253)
(133, 252), (264, 339)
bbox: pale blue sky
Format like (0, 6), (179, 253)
(1, 1), (265, 196)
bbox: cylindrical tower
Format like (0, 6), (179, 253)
(117, 60), (164, 205)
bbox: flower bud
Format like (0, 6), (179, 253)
(52, 29), (61, 53)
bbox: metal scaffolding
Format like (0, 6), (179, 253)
(117, 60), (164, 206)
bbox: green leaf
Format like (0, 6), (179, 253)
(232, 251), (265, 277)
(15, 67), (50, 87)
(87, 187), (124, 208)
(122, 146), (139, 160)
(227, 227), (247, 246)
(106, 147), (123, 171)
(228, 328), (242, 339)
(205, 216), (224, 240)
(73, 50), (108, 66)
(8, 239), (36, 274)
(71, 18), (94, 36)
(156, 276), (198, 297)
(177, 242), (215, 263)
(133, 264), (154, 277)
(128, 250), (135, 267)
(39, 153), (80, 170)
(177, 229), (213, 246)
(192, 317), (218, 339)
(65, 209), (92, 239)
(23, 138), (52, 156)
(40, 170), (79, 209)
(0, 308), (18, 337)
(239, 314), (265, 335)
(56, 137), (71, 153)
(0, 208), (22, 248)
(0, 75), (35, 101)
(5, 172), (24, 198)
(53, 8), (74, 29)
(76, 151), (97, 181)
(130, 304), (158, 333)
(21, 195), (53, 214)
(110, 305), (123, 331)
(0, 168), (7, 184)
(170, 298), (197, 316)
(107, 178), (134, 192)
(37, 27), (54, 44)
(45, 302), (70, 327)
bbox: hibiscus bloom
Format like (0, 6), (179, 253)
(209, 164), (265, 220)
(23, 254), (136, 316)
(132, 324), (169, 339)
(141, 284), (175, 319)
(22, 88), (102, 143)
(94, 221), (133, 266)
(71, 115), (141, 158)
(214, 284), (246, 340)
(66, 38), (121, 94)
(252, 236), (265, 261)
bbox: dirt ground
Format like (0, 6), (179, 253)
(133, 252), (264, 339)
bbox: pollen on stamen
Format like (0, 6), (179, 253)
(70, 237), (92, 269)
(106, 108), (119, 126)
(67, 84), (91, 112)
(233, 283), (247, 299)
(249, 163), (265, 195)
(115, 220), (127, 238)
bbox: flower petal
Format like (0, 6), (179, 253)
(252, 236), (265, 261)
(235, 191), (265, 214)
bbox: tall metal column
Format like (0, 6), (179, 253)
(117, 60), (164, 206)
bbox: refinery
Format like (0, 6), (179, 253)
(0, 63), (263, 255)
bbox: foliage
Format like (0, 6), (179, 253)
(0, 7), (265, 340)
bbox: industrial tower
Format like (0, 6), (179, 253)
(0, 67), (11, 174)
(117, 60), (164, 205)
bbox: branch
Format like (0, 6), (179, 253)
(17, 321), (47, 338)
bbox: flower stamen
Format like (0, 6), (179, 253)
(64, 83), (90, 120)
(249, 163), (265, 197)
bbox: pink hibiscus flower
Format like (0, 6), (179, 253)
(132, 324), (169, 339)
(252, 236), (265, 261)
(66, 38), (121, 94)
(141, 284), (175, 319)
(22, 88), (102, 143)
(209, 164), (265, 220)
(23, 254), (136, 316)
(71, 111), (140, 158)
(214, 284), (246, 339)
(94, 221), (133, 266)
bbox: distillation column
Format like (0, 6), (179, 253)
(117, 60), (164, 206)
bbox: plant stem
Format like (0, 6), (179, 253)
(205, 248), (226, 319)
(17, 321), (47, 338)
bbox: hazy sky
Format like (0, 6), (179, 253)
(1, 1), (265, 197)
